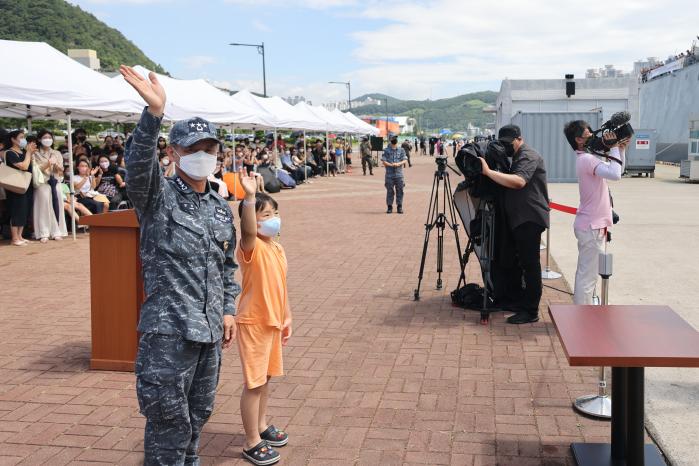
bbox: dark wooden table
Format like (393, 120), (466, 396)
(548, 305), (699, 466)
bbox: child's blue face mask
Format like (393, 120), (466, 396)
(258, 217), (281, 237)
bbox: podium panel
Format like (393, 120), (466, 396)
(80, 210), (142, 371)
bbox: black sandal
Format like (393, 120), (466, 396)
(260, 425), (288, 447)
(242, 440), (280, 465)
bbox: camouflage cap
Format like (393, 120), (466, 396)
(169, 117), (218, 147)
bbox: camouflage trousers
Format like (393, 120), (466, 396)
(385, 174), (405, 207)
(135, 333), (222, 466)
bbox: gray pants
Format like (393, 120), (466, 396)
(136, 333), (222, 466)
(385, 174), (405, 207)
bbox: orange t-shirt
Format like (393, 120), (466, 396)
(235, 237), (288, 328)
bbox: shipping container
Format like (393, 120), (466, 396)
(510, 111), (603, 182)
(624, 129), (657, 177)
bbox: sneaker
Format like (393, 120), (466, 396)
(260, 425), (288, 447)
(386, 206), (393, 214)
(506, 312), (539, 324)
(242, 440), (280, 465)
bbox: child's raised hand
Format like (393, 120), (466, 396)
(238, 167), (258, 196)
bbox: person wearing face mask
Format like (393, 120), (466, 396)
(95, 154), (125, 210)
(235, 170), (291, 465)
(479, 125), (550, 324)
(3, 130), (34, 246)
(32, 129), (67, 242)
(100, 135), (114, 157)
(119, 65), (240, 466)
(381, 135), (408, 214)
(72, 128), (93, 159)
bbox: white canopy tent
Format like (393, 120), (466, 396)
(0, 39), (143, 121)
(112, 67), (277, 128)
(0, 39), (148, 240)
(341, 110), (380, 136)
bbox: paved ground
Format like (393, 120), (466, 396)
(0, 154), (659, 465)
(548, 163), (699, 466)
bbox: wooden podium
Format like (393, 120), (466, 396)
(80, 210), (142, 371)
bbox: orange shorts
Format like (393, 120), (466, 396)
(236, 323), (283, 389)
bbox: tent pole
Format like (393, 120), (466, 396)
(26, 105), (32, 133)
(303, 130), (307, 183)
(325, 131), (330, 177)
(232, 128), (238, 201)
(273, 127), (278, 165)
(66, 112), (76, 241)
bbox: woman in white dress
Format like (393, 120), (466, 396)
(32, 129), (67, 242)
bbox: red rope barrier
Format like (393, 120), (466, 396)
(549, 201), (577, 215)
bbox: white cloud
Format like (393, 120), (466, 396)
(223, 0), (357, 9)
(344, 0), (698, 98)
(252, 19), (271, 32)
(181, 55), (217, 69)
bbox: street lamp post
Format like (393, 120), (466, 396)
(384, 97), (389, 138)
(229, 42), (267, 97)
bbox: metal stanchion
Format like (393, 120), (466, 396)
(541, 225), (562, 279)
(573, 247), (613, 419)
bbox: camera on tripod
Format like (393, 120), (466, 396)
(585, 111), (635, 156)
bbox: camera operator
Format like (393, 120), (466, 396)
(479, 125), (549, 324)
(563, 120), (627, 305)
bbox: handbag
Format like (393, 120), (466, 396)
(0, 162), (32, 194)
(32, 160), (46, 188)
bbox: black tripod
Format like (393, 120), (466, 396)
(414, 159), (465, 300)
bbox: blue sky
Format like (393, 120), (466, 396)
(71, 0), (698, 105)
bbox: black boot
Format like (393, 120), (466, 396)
(397, 205), (404, 214)
(386, 205), (393, 214)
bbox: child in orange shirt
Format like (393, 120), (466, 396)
(235, 169), (292, 466)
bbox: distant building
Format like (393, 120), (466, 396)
(360, 116), (400, 137)
(352, 96), (382, 108)
(68, 49), (100, 70)
(585, 64), (629, 79)
(322, 100), (350, 111)
(495, 76), (639, 131)
(283, 96), (307, 105)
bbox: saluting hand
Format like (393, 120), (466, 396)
(119, 65), (166, 117)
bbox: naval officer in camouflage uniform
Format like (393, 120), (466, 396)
(120, 65), (240, 466)
(381, 135), (408, 214)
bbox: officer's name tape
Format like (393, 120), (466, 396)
(549, 202), (577, 215)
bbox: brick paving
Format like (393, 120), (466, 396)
(0, 154), (654, 465)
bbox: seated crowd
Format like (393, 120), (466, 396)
(0, 126), (355, 245)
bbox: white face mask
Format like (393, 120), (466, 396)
(41, 138), (53, 147)
(162, 158), (170, 166)
(109, 155), (118, 162)
(18, 138), (27, 149)
(258, 216), (281, 237)
(99, 161), (110, 170)
(176, 150), (217, 180)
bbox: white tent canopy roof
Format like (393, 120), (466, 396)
(0, 39), (143, 121)
(342, 110), (380, 135)
(112, 67), (277, 128)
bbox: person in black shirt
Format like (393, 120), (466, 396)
(3, 130), (34, 246)
(95, 154), (125, 210)
(479, 125), (550, 324)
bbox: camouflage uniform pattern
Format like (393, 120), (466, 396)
(360, 140), (373, 175)
(135, 333), (221, 466)
(125, 108), (240, 465)
(381, 145), (408, 207)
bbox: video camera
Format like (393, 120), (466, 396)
(455, 140), (511, 198)
(584, 111), (634, 159)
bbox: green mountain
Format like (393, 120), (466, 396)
(350, 91), (498, 133)
(0, 0), (166, 73)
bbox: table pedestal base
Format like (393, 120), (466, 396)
(571, 443), (666, 466)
